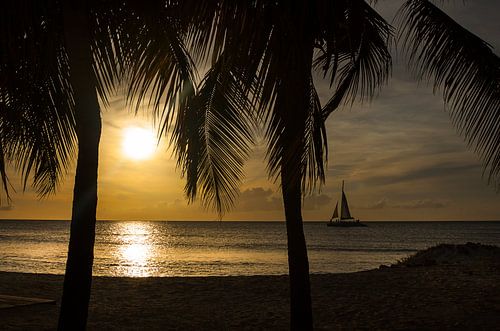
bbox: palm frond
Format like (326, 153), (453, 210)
(0, 128), (13, 205)
(304, 78), (328, 193)
(89, 3), (124, 107)
(0, 0), (76, 199)
(399, 0), (500, 186)
(265, 74), (328, 193)
(174, 61), (255, 215)
(118, 10), (196, 133)
(315, 0), (392, 118)
(180, 0), (260, 64)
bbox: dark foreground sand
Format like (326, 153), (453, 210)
(1, 243), (499, 330)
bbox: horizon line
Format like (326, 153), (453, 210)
(0, 218), (499, 222)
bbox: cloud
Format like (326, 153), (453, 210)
(0, 205), (13, 211)
(155, 199), (184, 208)
(362, 163), (479, 187)
(303, 193), (332, 210)
(236, 187), (281, 211)
(360, 198), (448, 210)
(396, 199), (448, 209)
(234, 188), (332, 212)
(360, 198), (388, 210)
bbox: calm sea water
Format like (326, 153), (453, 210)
(0, 220), (499, 277)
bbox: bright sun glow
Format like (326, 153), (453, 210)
(122, 127), (156, 160)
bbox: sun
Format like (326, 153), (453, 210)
(122, 127), (156, 160)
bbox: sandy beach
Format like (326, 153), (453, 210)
(1, 244), (499, 330)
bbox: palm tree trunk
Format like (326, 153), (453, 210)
(280, 92), (313, 330)
(282, 168), (313, 330)
(58, 2), (101, 330)
(278, 5), (315, 327)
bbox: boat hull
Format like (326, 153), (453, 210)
(327, 220), (367, 227)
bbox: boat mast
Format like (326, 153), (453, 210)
(340, 180), (354, 220)
(340, 180), (344, 219)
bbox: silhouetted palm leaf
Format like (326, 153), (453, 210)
(399, 0), (500, 186)
(174, 60), (255, 215)
(258, 1), (391, 195)
(0, 1), (76, 198)
(119, 10), (196, 126)
(304, 77), (328, 192)
(317, 0), (393, 118)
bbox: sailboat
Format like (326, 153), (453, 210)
(327, 181), (366, 227)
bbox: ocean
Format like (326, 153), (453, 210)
(0, 220), (499, 277)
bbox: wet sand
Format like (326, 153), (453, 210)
(1, 258), (499, 330)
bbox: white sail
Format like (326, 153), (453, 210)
(331, 202), (339, 220)
(340, 190), (352, 219)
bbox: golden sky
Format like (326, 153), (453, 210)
(1, 1), (500, 221)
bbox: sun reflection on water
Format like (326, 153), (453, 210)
(122, 243), (149, 263)
(117, 222), (155, 277)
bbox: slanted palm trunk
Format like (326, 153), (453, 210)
(279, 9), (314, 327)
(282, 167), (313, 330)
(58, 1), (101, 330)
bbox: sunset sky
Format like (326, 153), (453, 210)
(1, 0), (499, 221)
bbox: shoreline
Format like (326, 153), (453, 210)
(2, 260), (499, 330)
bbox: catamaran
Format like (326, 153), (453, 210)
(327, 181), (366, 227)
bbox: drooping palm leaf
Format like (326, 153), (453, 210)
(315, 0), (392, 118)
(174, 60), (256, 215)
(0, 143), (13, 204)
(399, 0), (500, 186)
(119, 9), (196, 135)
(160, 0), (274, 213)
(260, 4), (315, 193)
(0, 0), (76, 199)
(303, 77), (328, 193)
(262, 1), (391, 194)
(88, 2), (125, 107)
(264, 75), (328, 195)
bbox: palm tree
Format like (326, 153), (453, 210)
(1, 1), (195, 329)
(173, 2), (391, 329)
(171, 1), (500, 329)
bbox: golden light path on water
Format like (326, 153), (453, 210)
(116, 222), (155, 277)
